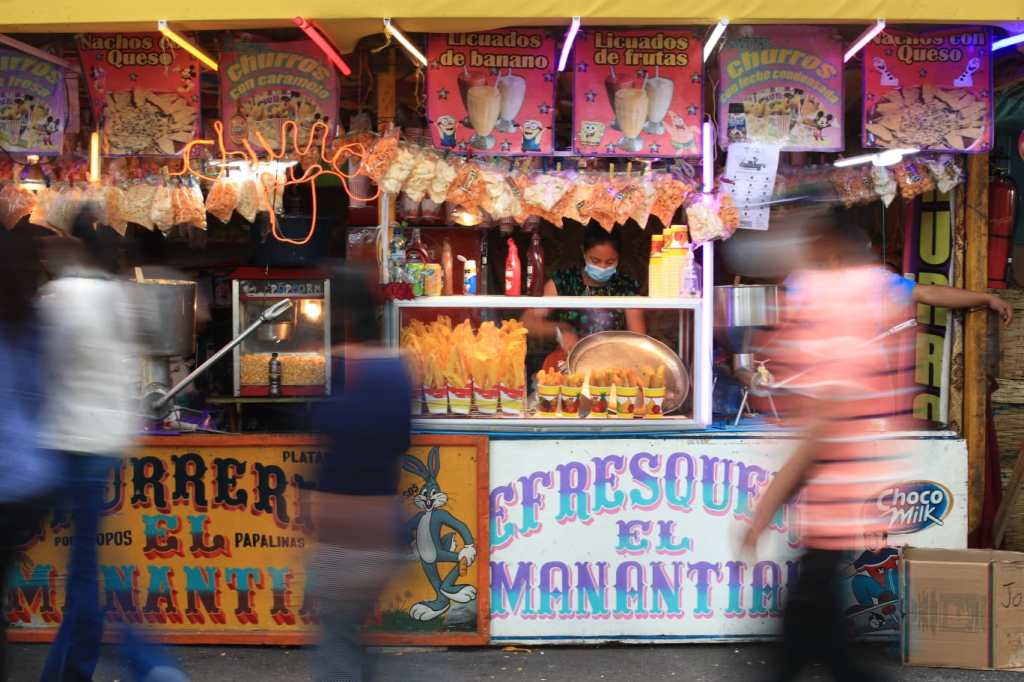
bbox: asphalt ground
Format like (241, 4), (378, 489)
(8, 642), (1019, 681)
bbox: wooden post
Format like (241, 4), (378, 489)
(964, 153), (989, 535)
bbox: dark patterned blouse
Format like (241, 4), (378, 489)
(549, 268), (641, 337)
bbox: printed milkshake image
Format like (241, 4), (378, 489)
(495, 69), (527, 133)
(457, 67), (488, 129)
(604, 66), (634, 131)
(467, 84), (501, 150)
(614, 86), (649, 152)
(643, 68), (674, 135)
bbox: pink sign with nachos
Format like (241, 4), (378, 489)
(572, 29), (702, 157)
(426, 30), (556, 155)
(862, 28), (992, 153)
(78, 33), (200, 156)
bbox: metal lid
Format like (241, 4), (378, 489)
(567, 331), (689, 414)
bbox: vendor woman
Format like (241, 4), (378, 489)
(523, 224), (645, 363)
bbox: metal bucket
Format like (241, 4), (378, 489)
(133, 280), (197, 358)
(714, 284), (779, 355)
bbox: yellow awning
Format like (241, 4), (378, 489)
(2, 6), (1022, 54)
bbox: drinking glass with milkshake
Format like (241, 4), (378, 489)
(613, 81), (649, 153)
(457, 67), (488, 129)
(642, 66), (674, 135)
(495, 69), (526, 133)
(604, 66), (633, 131)
(467, 82), (501, 150)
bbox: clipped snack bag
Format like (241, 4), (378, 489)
(236, 177), (261, 223)
(560, 373), (584, 417)
(123, 183), (158, 230)
(206, 176), (239, 223)
(872, 166), (897, 207)
(921, 154), (962, 194)
(150, 184), (175, 232)
(28, 186), (57, 231)
(0, 183), (37, 230)
(535, 368), (563, 417)
(359, 134), (400, 184)
(651, 175), (692, 227)
(892, 159), (935, 200)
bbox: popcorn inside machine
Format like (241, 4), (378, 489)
(232, 268), (331, 397)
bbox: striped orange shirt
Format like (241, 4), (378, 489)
(757, 266), (917, 550)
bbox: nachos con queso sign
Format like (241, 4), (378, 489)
(78, 33), (200, 156)
(862, 28), (992, 153)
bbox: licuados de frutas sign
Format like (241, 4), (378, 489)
(489, 437), (966, 642)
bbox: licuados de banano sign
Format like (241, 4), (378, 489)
(488, 437), (966, 642)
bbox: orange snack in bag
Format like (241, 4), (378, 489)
(651, 175), (692, 227)
(445, 160), (487, 213)
(359, 134), (400, 183)
(206, 177), (239, 223)
(0, 184), (37, 230)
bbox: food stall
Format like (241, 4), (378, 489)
(1, 4), (1018, 646)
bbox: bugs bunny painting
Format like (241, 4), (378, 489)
(401, 448), (478, 621)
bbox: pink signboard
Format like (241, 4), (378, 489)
(718, 27), (844, 151)
(219, 41), (340, 152)
(862, 28), (992, 153)
(426, 30), (556, 155)
(572, 29), (702, 157)
(0, 49), (67, 154)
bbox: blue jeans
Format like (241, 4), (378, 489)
(41, 453), (173, 682)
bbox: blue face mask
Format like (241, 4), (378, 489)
(584, 262), (617, 283)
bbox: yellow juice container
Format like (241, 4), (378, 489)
(660, 226), (685, 298)
(648, 234), (664, 297)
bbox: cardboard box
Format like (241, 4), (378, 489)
(902, 547), (1024, 670)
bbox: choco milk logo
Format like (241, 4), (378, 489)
(875, 481), (952, 534)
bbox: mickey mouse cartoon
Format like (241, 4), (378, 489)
(813, 111), (834, 142)
(42, 117), (60, 146)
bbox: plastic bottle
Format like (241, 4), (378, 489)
(268, 353), (282, 397)
(661, 226), (684, 298)
(441, 238), (454, 296)
(681, 245), (702, 297)
(648, 233), (664, 297)
(525, 230), (545, 296)
(389, 228), (407, 283)
(504, 237), (522, 296)
(405, 227), (429, 263)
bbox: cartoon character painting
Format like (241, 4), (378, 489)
(521, 119), (543, 152)
(577, 120), (605, 147)
(435, 115), (458, 148)
(812, 111), (834, 142)
(401, 448), (478, 621)
(843, 544), (900, 636)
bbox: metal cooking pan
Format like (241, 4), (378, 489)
(567, 331), (689, 414)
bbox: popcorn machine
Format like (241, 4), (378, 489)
(232, 268), (331, 397)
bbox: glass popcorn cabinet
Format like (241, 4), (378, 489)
(232, 268), (331, 397)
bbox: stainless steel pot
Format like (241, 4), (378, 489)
(133, 280), (197, 358)
(714, 284), (780, 355)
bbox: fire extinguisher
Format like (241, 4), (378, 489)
(989, 168), (1016, 289)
